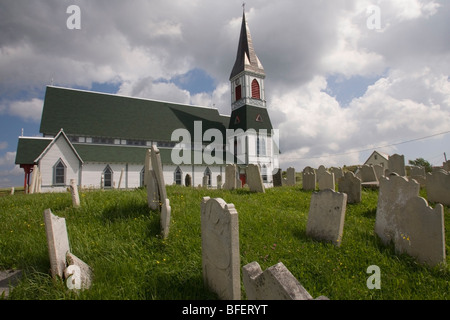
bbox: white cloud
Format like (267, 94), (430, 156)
(0, 98), (44, 123)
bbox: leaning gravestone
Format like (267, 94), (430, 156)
(426, 169), (450, 206)
(360, 165), (378, 183)
(338, 171), (361, 204)
(272, 168), (282, 187)
(201, 197), (240, 300)
(69, 179), (80, 208)
(44, 208), (71, 279)
(65, 252), (93, 290)
(242, 261), (328, 300)
(375, 174), (420, 245)
(306, 189), (347, 247)
(394, 196), (446, 267)
(246, 164), (265, 193)
(160, 198), (171, 239)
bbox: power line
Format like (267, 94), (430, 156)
(280, 130), (450, 161)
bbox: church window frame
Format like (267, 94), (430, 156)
(103, 165), (113, 188)
(53, 158), (66, 186)
(174, 166), (183, 185)
(251, 79), (260, 99)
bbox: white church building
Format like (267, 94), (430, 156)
(15, 11), (279, 192)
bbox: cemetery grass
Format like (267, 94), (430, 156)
(1, 185), (449, 300)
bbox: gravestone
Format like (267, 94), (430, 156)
(201, 197), (240, 300)
(443, 160), (450, 171)
(0, 269), (22, 298)
(69, 179), (80, 208)
(150, 145), (167, 201)
(306, 189), (347, 246)
(303, 166), (315, 174)
(373, 164), (385, 181)
(146, 169), (160, 210)
(185, 174), (192, 187)
(338, 171), (361, 204)
(317, 169), (335, 191)
(246, 164), (265, 193)
(286, 167), (296, 186)
(410, 165), (426, 186)
(66, 252), (93, 290)
(330, 167), (344, 181)
(160, 198), (171, 239)
(44, 208), (71, 279)
(216, 175), (222, 189)
(375, 174), (420, 245)
(395, 196), (446, 267)
(272, 168), (282, 187)
(302, 172), (316, 191)
(426, 170), (450, 206)
(242, 261), (328, 300)
(117, 168), (124, 189)
(202, 175), (209, 188)
(389, 154), (406, 176)
(224, 164), (237, 190)
(360, 165), (378, 183)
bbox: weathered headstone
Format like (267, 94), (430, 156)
(306, 189), (347, 246)
(242, 261), (328, 300)
(394, 196), (446, 267)
(150, 145), (167, 201)
(118, 168), (124, 189)
(338, 171), (361, 204)
(286, 167), (296, 186)
(44, 209), (71, 279)
(330, 167), (344, 181)
(146, 169), (160, 210)
(360, 165), (378, 183)
(318, 170), (335, 191)
(443, 160), (450, 171)
(373, 164), (385, 181)
(69, 179), (80, 208)
(224, 164), (237, 190)
(410, 165), (426, 186)
(202, 175), (209, 188)
(246, 164), (265, 193)
(272, 168), (282, 187)
(375, 174), (420, 245)
(160, 198), (171, 239)
(216, 175), (222, 189)
(389, 154), (406, 176)
(0, 269), (22, 298)
(66, 252), (93, 290)
(201, 197), (240, 300)
(426, 170), (450, 206)
(302, 172), (316, 191)
(185, 174), (192, 187)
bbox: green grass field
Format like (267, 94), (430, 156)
(1, 185), (449, 300)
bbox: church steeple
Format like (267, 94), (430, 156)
(230, 11), (265, 81)
(230, 10), (266, 111)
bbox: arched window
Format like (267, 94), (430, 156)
(257, 136), (266, 156)
(174, 166), (182, 185)
(53, 159), (66, 185)
(251, 79), (260, 99)
(103, 165), (113, 188)
(204, 167), (212, 186)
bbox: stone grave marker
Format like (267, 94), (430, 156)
(286, 167), (296, 186)
(395, 196), (446, 267)
(360, 165), (378, 183)
(69, 179), (80, 208)
(216, 174), (222, 189)
(330, 167), (344, 181)
(242, 261), (328, 300)
(202, 175), (209, 188)
(66, 252), (93, 290)
(375, 174), (420, 245)
(317, 169), (335, 191)
(160, 198), (171, 239)
(389, 154), (406, 176)
(338, 171), (361, 204)
(246, 164), (265, 193)
(302, 172), (316, 191)
(44, 208), (71, 279)
(224, 164), (237, 190)
(373, 164), (385, 181)
(185, 174), (192, 187)
(306, 189), (347, 246)
(273, 168), (282, 187)
(426, 169), (450, 206)
(201, 197), (240, 300)
(0, 270), (22, 298)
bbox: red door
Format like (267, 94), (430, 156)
(239, 174), (246, 186)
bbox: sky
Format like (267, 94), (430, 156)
(0, 0), (449, 188)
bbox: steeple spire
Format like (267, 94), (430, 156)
(229, 11), (265, 81)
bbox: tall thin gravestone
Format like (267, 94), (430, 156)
(246, 164), (265, 193)
(286, 167), (296, 186)
(426, 170), (450, 206)
(201, 197), (240, 300)
(43, 209), (70, 279)
(69, 179), (80, 208)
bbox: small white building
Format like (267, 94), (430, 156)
(364, 151), (390, 169)
(15, 11), (278, 192)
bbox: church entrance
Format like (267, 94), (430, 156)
(239, 174), (246, 186)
